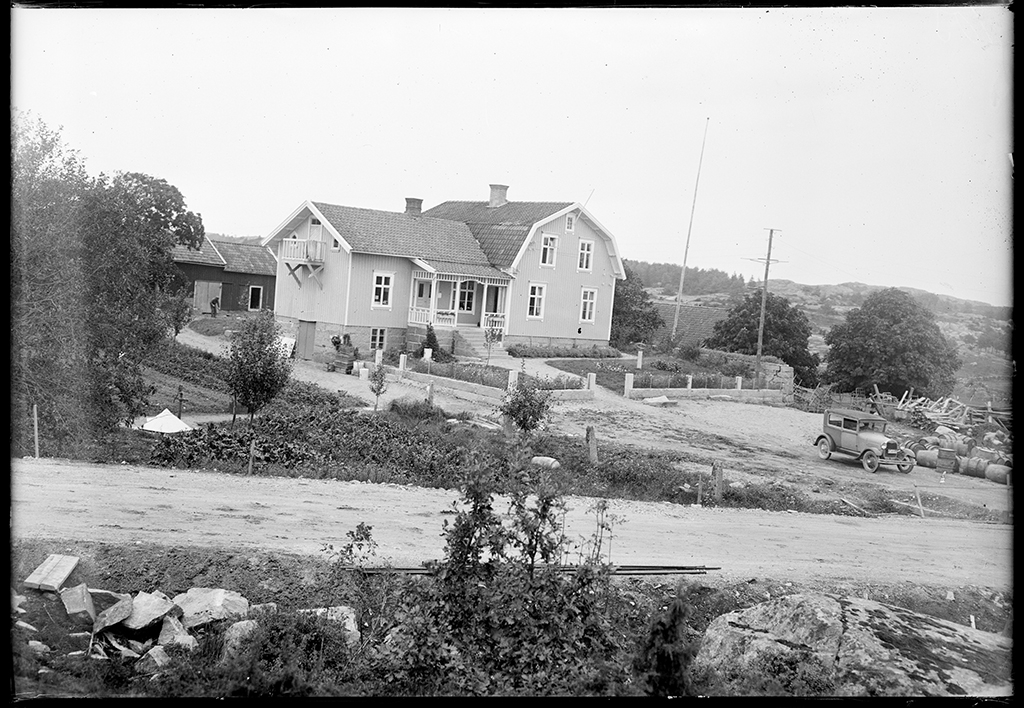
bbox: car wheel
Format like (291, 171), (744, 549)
(896, 452), (915, 474)
(861, 450), (880, 473)
(817, 439), (832, 460)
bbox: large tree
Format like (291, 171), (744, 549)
(703, 291), (821, 387)
(823, 287), (962, 398)
(12, 112), (206, 452)
(610, 264), (664, 348)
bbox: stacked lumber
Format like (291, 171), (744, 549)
(891, 393), (1011, 433)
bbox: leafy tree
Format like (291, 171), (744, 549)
(368, 363), (388, 412)
(703, 291), (821, 387)
(499, 369), (552, 437)
(12, 112), (206, 452)
(823, 287), (962, 398)
(227, 310), (292, 425)
(610, 264), (664, 348)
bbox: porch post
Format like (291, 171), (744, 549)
(502, 282), (512, 336)
(407, 274), (416, 323)
(482, 283), (490, 327)
(429, 273), (438, 325)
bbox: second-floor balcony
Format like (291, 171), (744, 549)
(281, 238), (325, 264)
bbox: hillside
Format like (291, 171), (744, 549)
(631, 262), (1012, 407)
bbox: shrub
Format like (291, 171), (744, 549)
(505, 344), (621, 359)
(499, 374), (552, 435)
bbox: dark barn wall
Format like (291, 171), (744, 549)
(222, 273), (276, 311)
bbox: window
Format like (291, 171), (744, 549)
(417, 282), (432, 298)
(540, 233), (557, 267)
(311, 218), (322, 225)
(827, 413), (843, 428)
(331, 237), (341, 251)
(842, 418), (858, 431)
(457, 283), (475, 312)
(372, 272), (393, 308)
(580, 289), (596, 323)
(577, 240), (594, 271)
(565, 214), (575, 232)
(527, 283), (545, 319)
(248, 285), (263, 311)
(370, 328), (387, 350)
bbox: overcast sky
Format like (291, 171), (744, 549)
(12, 7), (1014, 307)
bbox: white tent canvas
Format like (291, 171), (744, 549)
(142, 408), (192, 434)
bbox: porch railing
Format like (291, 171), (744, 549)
(409, 307), (458, 328)
(483, 313), (506, 331)
(280, 238), (325, 263)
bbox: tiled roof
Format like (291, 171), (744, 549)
(312, 202), (501, 278)
(417, 260), (510, 281)
(421, 201), (572, 269)
(214, 241), (278, 276)
(171, 236), (226, 268)
(652, 303), (730, 347)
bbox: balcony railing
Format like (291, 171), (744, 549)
(280, 238), (325, 264)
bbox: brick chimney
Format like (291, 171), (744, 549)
(488, 184), (509, 208)
(405, 197), (423, 217)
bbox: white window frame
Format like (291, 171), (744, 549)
(247, 285), (263, 311)
(527, 282), (546, 320)
(580, 288), (597, 323)
(417, 282), (432, 299)
(565, 213), (575, 233)
(331, 236), (341, 252)
(577, 239), (594, 272)
(370, 328), (387, 350)
(452, 281), (476, 313)
(372, 271), (394, 309)
(540, 233), (558, 268)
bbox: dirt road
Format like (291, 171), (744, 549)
(11, 457), (1012, 590)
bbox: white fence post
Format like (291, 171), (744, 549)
(735, 376), (743, 390)
(399, 353), (407, 371)
(424, 348), (432, 362)
(374, 349), (383, 367)
(625, 373), (634, 398)
(636, 350), (644, 369)
(587, 372), (596, 390)
(508, 369), (519, 390)
(686, 375), (693, 390)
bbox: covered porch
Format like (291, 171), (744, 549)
(407, 269), (510, 335)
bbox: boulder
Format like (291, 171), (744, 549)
(59, 583), (97, 625)
(92, 592), (133, 634)
(692, 593), (1012, 697)
(220, 619), (259, 664)
(297, 606), (361, 646)
(135, 646), (172, 674)
(171, 588), (250, 629)
(158, 614), (198, 651)
(122, 590), (181, 631)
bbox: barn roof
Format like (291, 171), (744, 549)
(171, 236), (226, 268)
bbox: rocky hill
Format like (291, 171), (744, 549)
(638, 269), (1012, 407)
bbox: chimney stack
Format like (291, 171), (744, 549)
(405, 197), (423, 217)
(488, 184), (509, 208)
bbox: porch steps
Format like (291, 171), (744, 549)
(455, 327), (513, 362)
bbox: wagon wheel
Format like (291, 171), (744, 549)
(861, 450), (880, 474)
(817, 439), (832, 460)
(896, 452), (915, 474)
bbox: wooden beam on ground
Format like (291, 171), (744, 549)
(24, 554), (79, 592)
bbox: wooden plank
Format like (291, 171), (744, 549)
(24, 554), (79, 592)
(840, 498), (876, 517)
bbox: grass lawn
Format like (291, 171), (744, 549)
(187, 311), (263, 337)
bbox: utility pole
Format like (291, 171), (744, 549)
(753, 228), (779, 390)
(671, 117), (710, 339)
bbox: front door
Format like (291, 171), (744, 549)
(296, 320), (316, 360)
